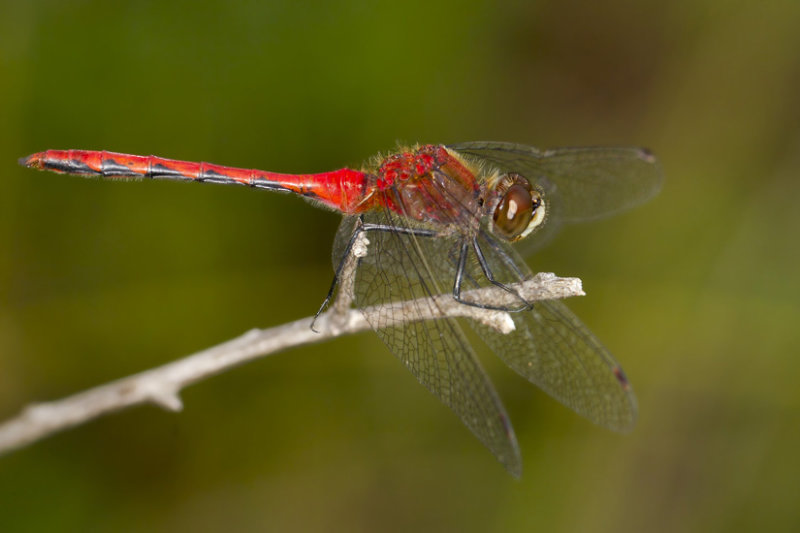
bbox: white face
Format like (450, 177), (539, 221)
(489, 173), (546, 242)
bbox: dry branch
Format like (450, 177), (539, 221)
(0, 264), (583, 456)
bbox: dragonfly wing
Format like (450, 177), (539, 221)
(449, 141), (663, 255)
(472, 299), (637, 432)
(449, 141), (663, 222)
(336, 212), (522, 476)
(463, 232), (637, 431)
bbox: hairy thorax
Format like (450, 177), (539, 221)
(370, 145), (484, 234)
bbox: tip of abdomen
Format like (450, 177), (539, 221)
(19, 152), (44, 169)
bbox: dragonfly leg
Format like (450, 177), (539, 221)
(452, 238), (532, 312)
(311, 220), (438, 331)
(479, 231), (526, 282)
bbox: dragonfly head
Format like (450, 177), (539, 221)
(488, 173), (546, 242)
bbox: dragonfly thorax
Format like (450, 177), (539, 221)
(373, 145), (483, 230)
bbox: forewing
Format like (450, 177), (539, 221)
(449, 141), (663, 222)
(336, 212), (522, 476)
(449, 141), (663, 254)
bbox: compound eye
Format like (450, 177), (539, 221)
(492, 184), (545, 241)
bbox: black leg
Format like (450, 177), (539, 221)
(451, 238), (532, 312)
(311, 220), (438, 331)
(479, 231), (526, 282)
(451, 241), (470, 300)
(311, 225), (363, 331)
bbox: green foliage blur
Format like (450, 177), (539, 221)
(1, 0), (799, 531)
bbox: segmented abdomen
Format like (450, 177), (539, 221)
(20, 149), (373, 213)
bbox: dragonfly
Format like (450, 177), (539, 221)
(20, 142), (662, 477)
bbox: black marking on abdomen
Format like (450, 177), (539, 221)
(149, 163), (188, 180)
(44, 159), (97, 176)
(200, 176), (246, 186)
(251, 181), (293, 192)
(197, 168), (245, 186)
(101, 158), (137, 177)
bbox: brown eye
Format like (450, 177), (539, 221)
(490, 177), (545, 241)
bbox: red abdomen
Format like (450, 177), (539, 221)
(21, 149), (372, 214)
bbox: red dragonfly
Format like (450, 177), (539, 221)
(20, 142), (662, 476)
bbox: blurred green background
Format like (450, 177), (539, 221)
(1, 0), (799, 531)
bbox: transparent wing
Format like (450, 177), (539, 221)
(449, 141), (663, 254)
(449, 141), (663, 222)
(334, 212), (522, 476)
(463, 231), (637, 431)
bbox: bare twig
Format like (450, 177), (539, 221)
(0, 267), (583, 457)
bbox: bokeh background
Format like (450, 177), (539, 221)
(2, 1), (799, 531)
